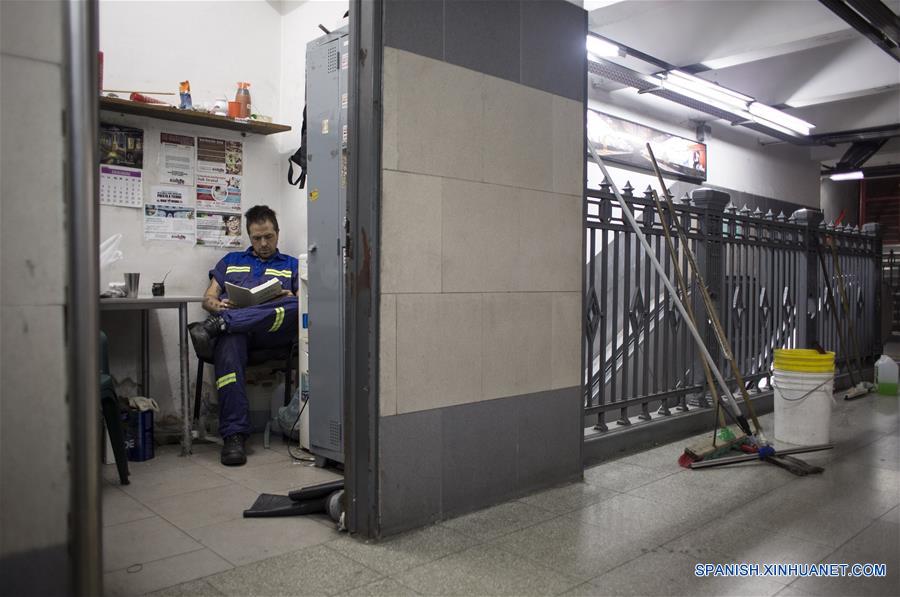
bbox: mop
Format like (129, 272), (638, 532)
(643, 143), (827, 475)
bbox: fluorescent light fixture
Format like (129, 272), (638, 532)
(748, 102), (815, 136)
(829, 171), (863, 181)
(587, 35), (620, 58)
(654, 75), (751, 117)
(667, 70), (754, 103)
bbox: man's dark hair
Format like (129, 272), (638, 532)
(244, 205), (279, 234)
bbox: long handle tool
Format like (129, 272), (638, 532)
(816, 241), (858, 387)
(690, 444), (833, 469)
(645, 144), (765, 440)
(636, 152), (729, 437)
(587, 140), (752, 436)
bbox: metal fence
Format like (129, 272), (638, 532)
(584, 181), (883, 432)
(885, 249), (900, 337)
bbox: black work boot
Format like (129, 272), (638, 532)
(202, 314), (227, 337)
(188, 315), (226, 362)
(220, 434), (247, 466)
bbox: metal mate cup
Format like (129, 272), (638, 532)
(124, 273), (140, 298)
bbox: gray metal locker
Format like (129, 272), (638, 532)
(305, 27), (348, 466)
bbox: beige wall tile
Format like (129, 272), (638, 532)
(0, 56), (65, 307)
(396, 293), (482, 413)
(518, 189), (582, 292)
(553, 95), (585, 197)
(482, 293), (553, 400)
(382, 47), (399, 171)
(442, 178), (519, 293)
(482, 76), (554, 192)
(381, 170), (442, 293)
(1, 0), (63, 64)
(0, 305), (69, 553)
(396, 49), (484, 180)
(380, 293), (398, 417)
(551, 292), (582, 389)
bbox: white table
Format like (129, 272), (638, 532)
(101, 296), (202, 455)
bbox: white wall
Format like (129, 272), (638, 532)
(98, 0), (341, 418)
(1, 1), (71, 590)
(587, 90), (821, 207)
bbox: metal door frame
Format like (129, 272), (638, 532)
(345, 0), (382, 539)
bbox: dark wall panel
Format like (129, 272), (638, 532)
(441, 397), (519, 515)
(383, 0), (445, 61)
(384, 0), (586, 101)
(379, 387), (583, 537)
(379, 409), (443, 534)
(521, 0), (586, 102)
(444, 0), (521, 82)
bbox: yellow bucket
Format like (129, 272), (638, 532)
(773, 349), (835, 373)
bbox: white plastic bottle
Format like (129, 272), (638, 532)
(875, 355), (899, 396)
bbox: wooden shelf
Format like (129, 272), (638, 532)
(99, 96), (292, 136)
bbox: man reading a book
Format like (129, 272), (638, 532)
(190, 205), (299, 466)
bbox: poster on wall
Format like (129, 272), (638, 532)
(196, 210), (242, 248)
(99, 124), (144, 207)
(159, 133), (195, 187)
(587, 110), (707, 181)
(196, 136), (242, 213)
(150, 185), (193, 207)
(143, 204), (196, 243)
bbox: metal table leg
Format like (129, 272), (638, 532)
(179, 303), (191, 455)
(141, 309), (150, 396)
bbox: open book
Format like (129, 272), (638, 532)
(225, 278), (283, 308)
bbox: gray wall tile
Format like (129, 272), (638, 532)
(520, 0), (586, 102)
(380, 387), (584, 535)
(516, 387), (582, 491)
(441, 398), (518, 515)
(384, 0), (445, 61)
(444, 0), (520, 83)
(380, 410), (443, 534)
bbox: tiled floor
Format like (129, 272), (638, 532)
(103, 394), (899, 596)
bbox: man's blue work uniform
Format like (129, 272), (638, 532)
(209, 248), (299, 438)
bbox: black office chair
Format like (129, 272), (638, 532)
(100, 331), (130, 485)
(188, 322), (299, 433)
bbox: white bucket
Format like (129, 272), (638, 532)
(773, 368), (834, 445)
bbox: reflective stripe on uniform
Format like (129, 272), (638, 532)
(264, 268), (292, 278)
(269, 306), (285, 332)
(216, 372), (237, 389)
(226, 265), (252, 274)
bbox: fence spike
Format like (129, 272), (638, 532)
(852, 224), (860, 233)
(643, 185), (654, 199)
(826, 221), (835, 230)
(726, 202), (737, 213)
(752, 206), (763, 218)
(777, 211), (787, 222)
(739, 204), (751, 215)
(765, 209), (775, 220)
(622, 181), (634, 196)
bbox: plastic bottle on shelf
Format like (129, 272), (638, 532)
(179, 80), (192, 109)
(235, 82), (251, 118)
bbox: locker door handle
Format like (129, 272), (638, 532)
(308, 244), (317, 253)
